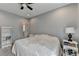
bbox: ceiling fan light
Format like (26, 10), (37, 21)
(22, 4), (26, 7)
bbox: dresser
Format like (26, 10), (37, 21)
(0, 26), (14, 48)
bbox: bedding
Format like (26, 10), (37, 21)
(12, 34), (61, 56)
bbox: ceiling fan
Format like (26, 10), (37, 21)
(20, 3), (33, 10)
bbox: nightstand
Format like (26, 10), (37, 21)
(63, 39), (78, 56)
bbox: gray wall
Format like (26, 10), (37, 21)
(75, 4), (79, 42)
(0, 3), (78, 42)
(0, 10), (28, 40)
(30, 4), (78, 42)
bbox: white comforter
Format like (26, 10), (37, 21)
(12, 34), (61, 56)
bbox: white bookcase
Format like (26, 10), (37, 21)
(0, 26), (14, 48)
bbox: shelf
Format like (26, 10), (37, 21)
(2, 40), (11, 46)
(2, 44), (12, 48)
(0, 26), (14, 48)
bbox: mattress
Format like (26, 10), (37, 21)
(12, 34), (61, 56)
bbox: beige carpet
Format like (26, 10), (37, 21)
(0, 46), (14, 56)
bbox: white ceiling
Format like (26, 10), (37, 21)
(0, 3), (69, 18)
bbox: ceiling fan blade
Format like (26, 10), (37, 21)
(27, 5), (33, 10)
(19, 3), (33, 10)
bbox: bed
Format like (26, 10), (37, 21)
(12, 34), (61, 56)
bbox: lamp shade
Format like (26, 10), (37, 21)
(65, 27), (75, 34)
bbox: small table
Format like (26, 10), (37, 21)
(63, 39), (78, 56)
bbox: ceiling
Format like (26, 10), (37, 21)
(0, 3), (69, 19)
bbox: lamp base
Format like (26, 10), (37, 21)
(68, 39), (72, 41)
(68, 33), (72, 41)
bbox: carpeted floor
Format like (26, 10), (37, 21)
(0, 46), (14, 56)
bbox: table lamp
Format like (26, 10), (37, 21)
(65, 27), (75, 41)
